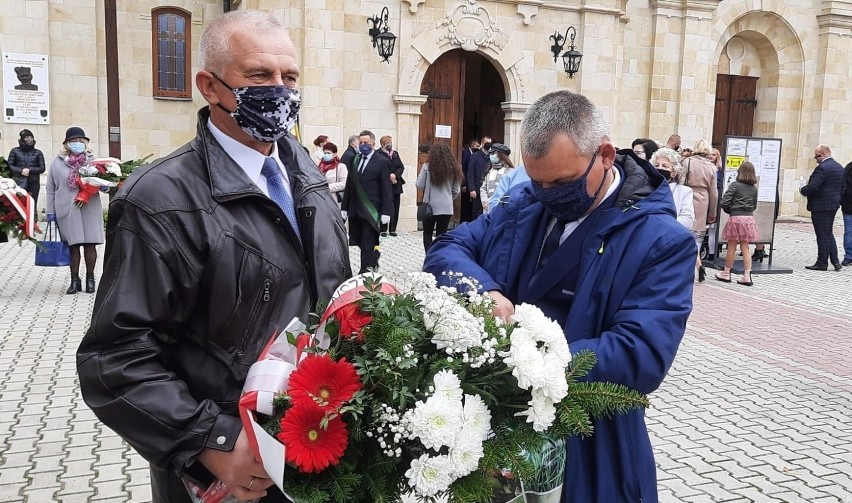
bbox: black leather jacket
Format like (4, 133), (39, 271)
(7, 144), (46, 183)
(77, 108), (351, 492)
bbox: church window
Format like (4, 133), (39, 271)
(152, 7), (191, 99)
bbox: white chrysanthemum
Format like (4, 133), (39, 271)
(406, 396), (463, 450)
(502, 333), (547, 390)
(405, 454), (455, 496)
(516, 389), (557, 432)
(461, 393), (492, 441)
(433, 369), (463, 403)
(501, 304), (571, 404)
(449, 429), (484, 477)
(538, 354), (570, 402)
(0, 178), (28, 194)
(511, 303), (571, 365)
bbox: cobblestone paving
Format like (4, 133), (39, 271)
(1, 220), (850, 502)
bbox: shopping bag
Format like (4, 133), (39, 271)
(35, 221), (71, 267)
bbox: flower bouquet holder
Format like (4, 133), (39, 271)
(494, 436), (565, 503)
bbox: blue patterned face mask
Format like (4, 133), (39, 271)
(531, 149), (605, 222)
(214, 74), (301, 143)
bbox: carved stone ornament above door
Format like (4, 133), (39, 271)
(402, 0), (426, 14)
(438, 0), (509, 52)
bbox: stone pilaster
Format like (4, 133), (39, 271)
(393, 94), (428, 231)
(500, 101), (531, 166)
(812, 6), (852, 154)
(648, 0), (719, 144)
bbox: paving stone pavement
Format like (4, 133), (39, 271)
(1, 220), (850, 503)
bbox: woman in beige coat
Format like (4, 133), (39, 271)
(683, 139), (718, 282)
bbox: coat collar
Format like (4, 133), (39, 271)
(192, 106), (326, 202)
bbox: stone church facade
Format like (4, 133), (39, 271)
(1, 0), (850, 228)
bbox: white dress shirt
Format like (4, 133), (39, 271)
(207, 118), (293, 198)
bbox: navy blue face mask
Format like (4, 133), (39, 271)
(532, 149), (606, 222)
(213, 74), (301, 143)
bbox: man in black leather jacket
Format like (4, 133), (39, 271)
(76, 11), (350, 503)
(6, 129), (46, 212)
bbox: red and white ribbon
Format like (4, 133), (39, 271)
(0, 183), (35, 238)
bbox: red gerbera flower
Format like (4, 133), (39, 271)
(335, 303), (372, 342)
(278, 402), (349, 473)
(288, 354), (362, 410)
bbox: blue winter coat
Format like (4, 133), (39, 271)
(423, 153), (695, 503)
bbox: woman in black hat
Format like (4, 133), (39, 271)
(45, 127), (105, 294)
(7, 129), (46, 213)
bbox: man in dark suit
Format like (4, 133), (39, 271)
(467, 136), (491, 219)
(377, 135), (405, 236)
(460, 138), (479, 222)
(341, 130), (393, 273)
(339, 134), (359, 171)
(800, 144), (845, 271)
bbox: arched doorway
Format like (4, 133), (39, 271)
(417, 49), (506, 169)
(416, 49), (506, 223)
(712, 32), (780, 156)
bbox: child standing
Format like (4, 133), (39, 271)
(716, 161), (759, 286)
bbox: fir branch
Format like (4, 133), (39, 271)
(565, 349), (597, 382)
(448, 471), (496, 503)
(551, 401), (594, 438)
(565, 381), (650, 419)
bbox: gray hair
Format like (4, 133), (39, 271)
(348, 135), (359, 147)
(199, 11), (284, 75)
(520, 91), (609, 159)
(650, 147), (686, 184)
(817, 144), (832, 156)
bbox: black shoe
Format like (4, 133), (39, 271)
(66, 277), (82, 295)
(842, 259), (852, 266)
(389, 232), (398, 237)
(833, 263), (843, 271)
(380, 232), (389, 237)
(752, 249), (767, 263)
(85, 276), (96, 293)
(698, 266), (706, 283)
(805, 264), (828, 271)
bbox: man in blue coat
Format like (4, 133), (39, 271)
(423, 90), (695, 502)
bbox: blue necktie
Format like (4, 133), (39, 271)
(537, 219), (566, 271)
(261, 157), (301, 241)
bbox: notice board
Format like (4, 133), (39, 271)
(717, 136), (782, 247)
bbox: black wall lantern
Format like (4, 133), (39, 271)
(367, 7), (397, 63)
(549, 26), (583, 79)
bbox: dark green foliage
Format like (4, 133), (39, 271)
(448, 471), (497, 503)
(0, 156), (10, 178)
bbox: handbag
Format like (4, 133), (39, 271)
(416, 169), (433, 221)
(35, 221), (71, 267)
(417, 201), (433, 221)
